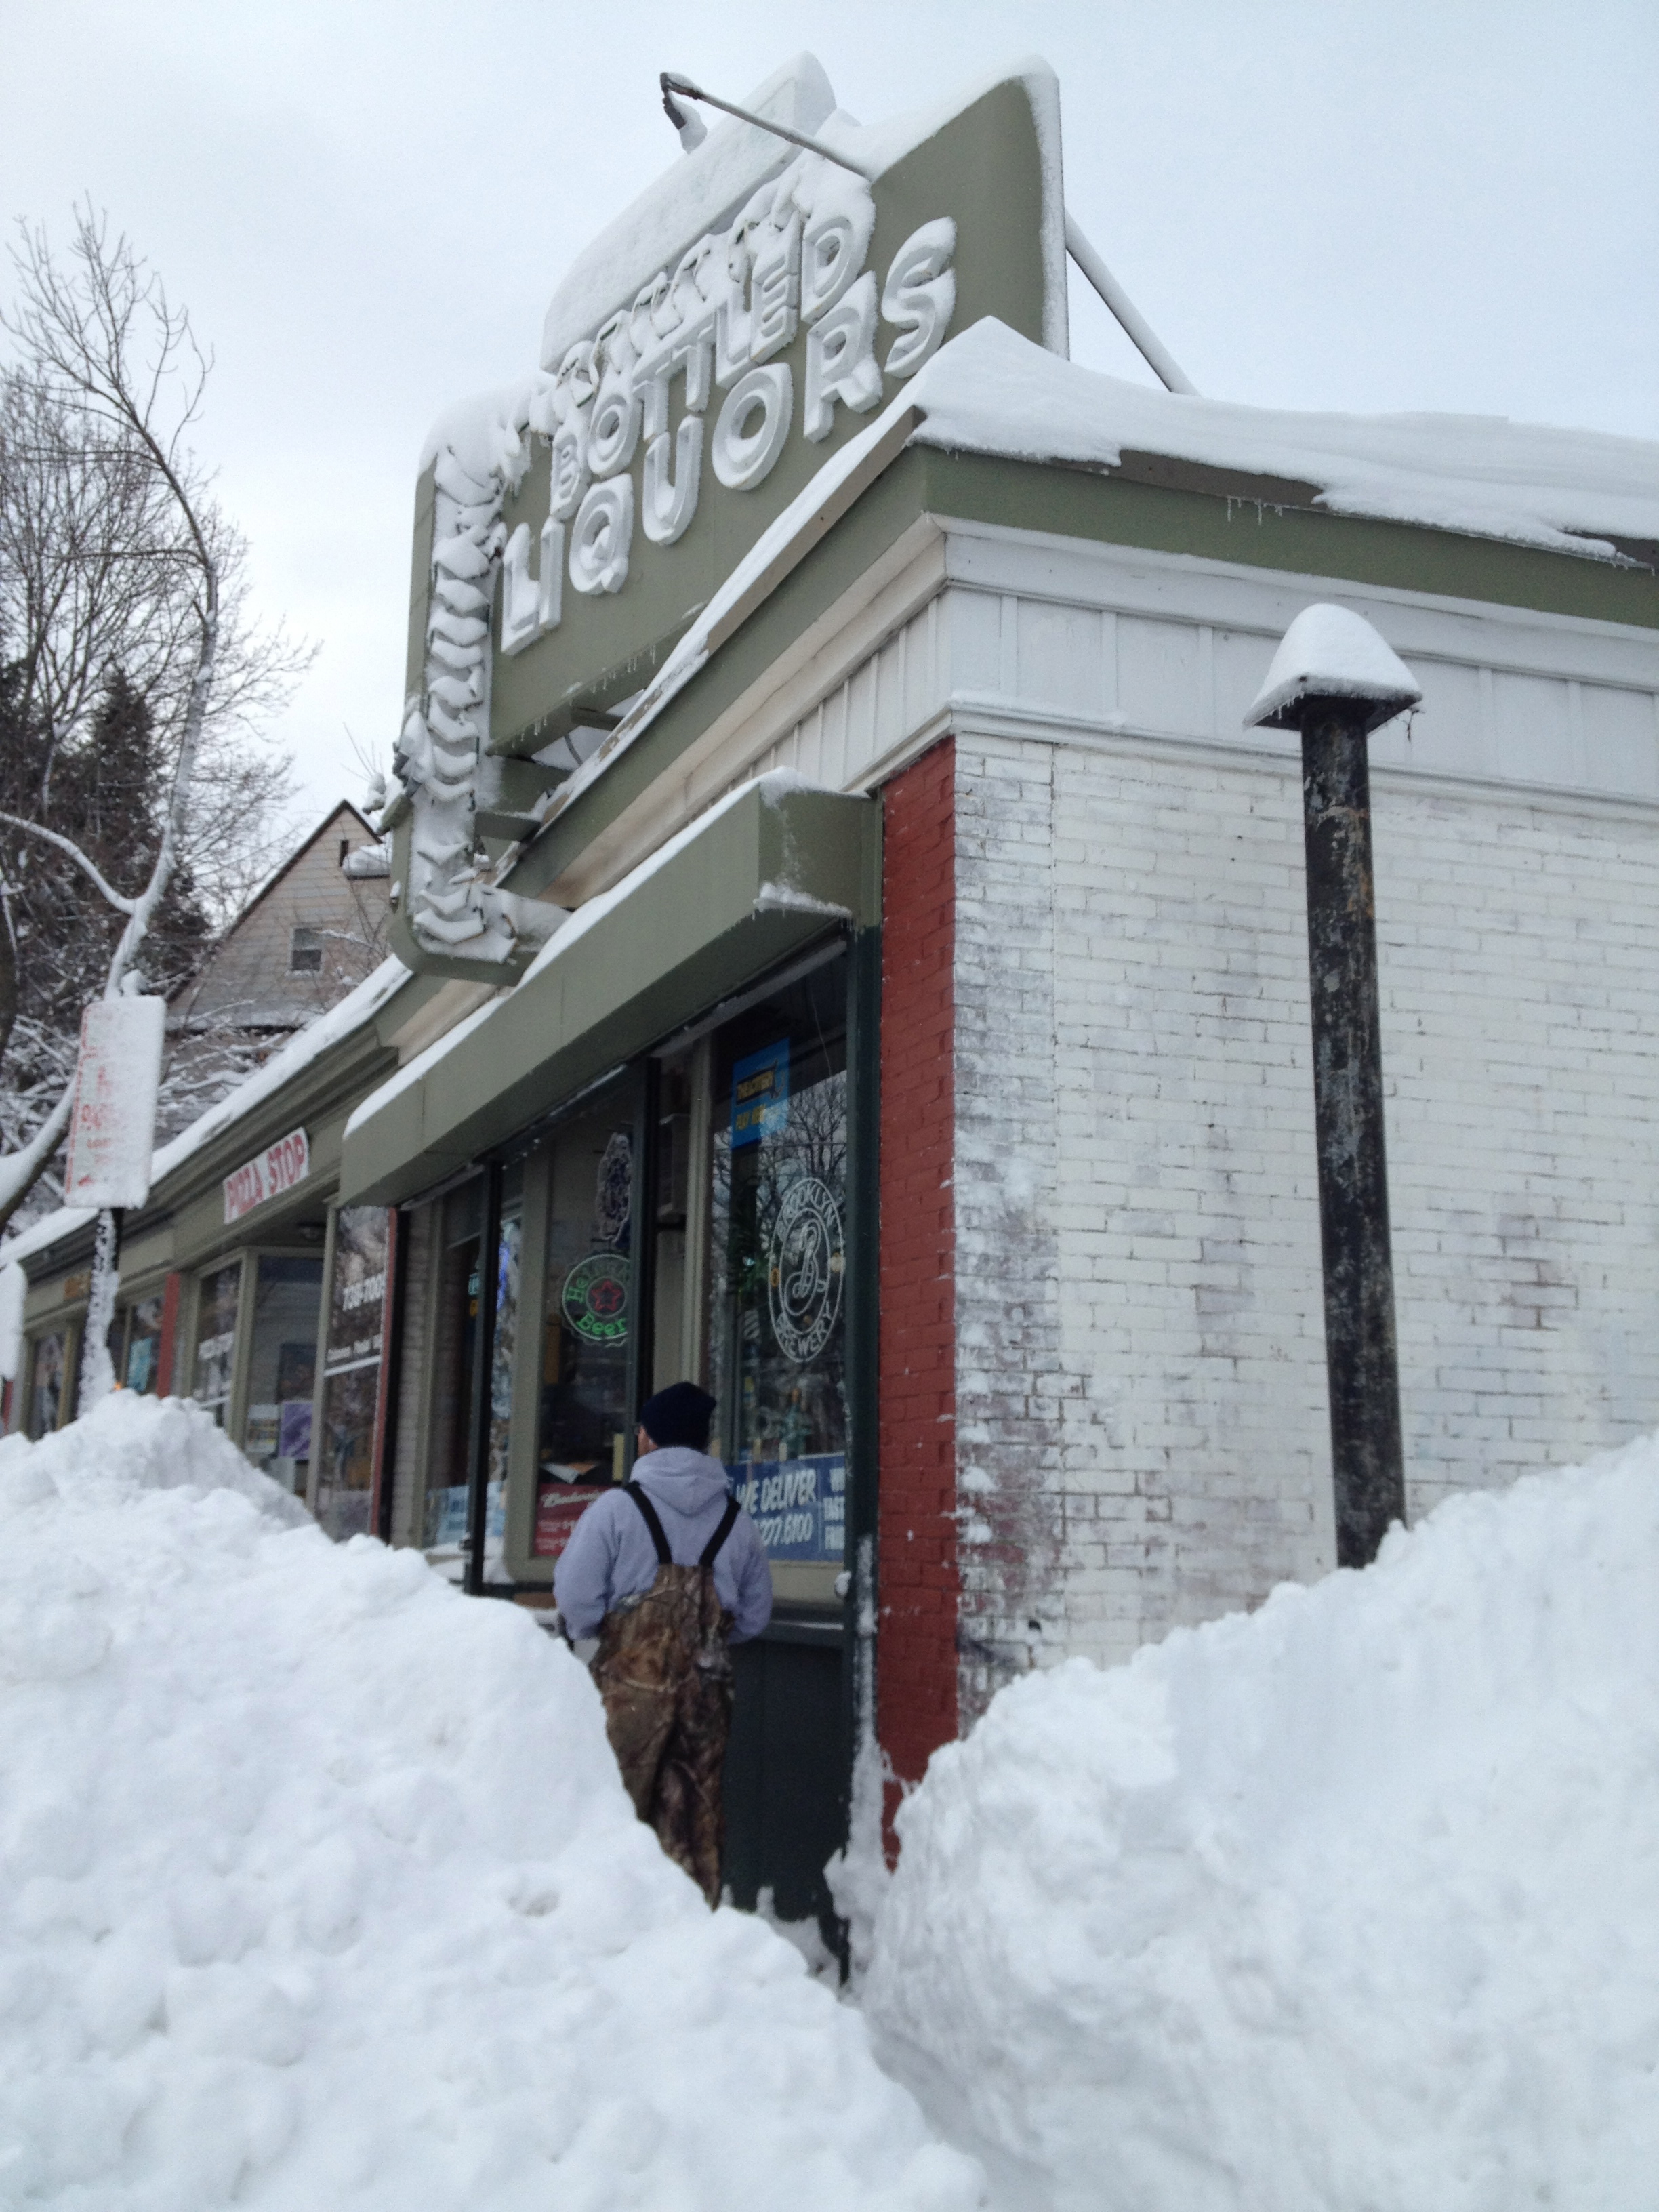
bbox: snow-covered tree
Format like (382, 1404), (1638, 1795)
(0, 208), (304, 1248)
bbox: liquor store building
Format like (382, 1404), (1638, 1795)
(11, 55), (1659, 1929)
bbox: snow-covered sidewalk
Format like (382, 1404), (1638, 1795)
(7, 1393), (1657, 2209)
(0, 1394), (979, 2210)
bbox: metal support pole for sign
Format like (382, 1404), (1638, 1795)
(657, 70), (1198, 401)
(1298, 703), (1406, 1566)
(464, 1164), (504, 1598)
(1245, 605), (1423, 1570)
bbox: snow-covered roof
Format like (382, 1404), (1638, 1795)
(520, 323), (1658, 857)
(912, 319), (1659, 560)
(1, 956), (410, 1275)
(533, 54), (1065, 379)
(148, 956), (407, 1188)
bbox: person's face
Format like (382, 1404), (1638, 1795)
(636, 1424), (653, 1457)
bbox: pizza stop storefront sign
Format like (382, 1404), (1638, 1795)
(224, 1128), (310, 1225)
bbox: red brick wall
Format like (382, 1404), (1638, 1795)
(877, 738), (958, 1809)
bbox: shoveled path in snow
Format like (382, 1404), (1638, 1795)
(0, 1394), (980, 2211)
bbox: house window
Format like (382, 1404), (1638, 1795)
(289, 926), (323, 974)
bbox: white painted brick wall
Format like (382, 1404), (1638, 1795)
(954, 727), (1659, 1712)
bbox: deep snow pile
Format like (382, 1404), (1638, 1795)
(0, 1395), (981, 2211)
(865, 1439), (1659, 2212)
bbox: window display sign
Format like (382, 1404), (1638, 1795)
(315, 1207), (390, 1540)
(730, 1452), (846, 1562)
(533, 1096), (636, 1557)
(194, 1262), (241, 1420)
(710, 958), (849, 1574)
(766, 1175), (844, 1361)
(731, 1040), (790, 1149)
(560, 1252), (630, 1345)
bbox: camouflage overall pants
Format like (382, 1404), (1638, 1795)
(592, 1486), (740, 1906)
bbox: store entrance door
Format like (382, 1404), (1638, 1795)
(651, 949), (855, 1938)
(724, 1626), (846, 1932)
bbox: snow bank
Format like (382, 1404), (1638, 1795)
(0, 1393), (981, 2211)
(865, 1437), (1659, 2212)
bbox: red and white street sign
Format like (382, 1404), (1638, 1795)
(224, 1128), (310, 1224)
(64, 996), (166, 1210)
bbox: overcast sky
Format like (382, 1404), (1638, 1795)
(3, 0), (1654, 840)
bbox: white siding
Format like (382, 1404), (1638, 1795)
(710, 520), (1659, 1708)
(953, 724), (1659, 1709)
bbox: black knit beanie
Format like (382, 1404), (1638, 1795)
(640, 1381), (718, 1451)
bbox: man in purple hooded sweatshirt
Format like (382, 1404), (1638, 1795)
(554, 1382), (771, 1900)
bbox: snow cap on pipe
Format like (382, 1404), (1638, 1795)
(1245, 602), (1422, 735)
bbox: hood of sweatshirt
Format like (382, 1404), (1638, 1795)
(632, 1446), (733, 1515)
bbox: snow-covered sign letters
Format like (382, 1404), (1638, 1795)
(64, 996), (166, 1210)
(388, 62), (1064, 976)
(224, 1129), (310, 1225)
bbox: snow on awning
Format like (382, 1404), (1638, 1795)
(339, 775), (876, 1209)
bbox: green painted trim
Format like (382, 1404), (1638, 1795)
(503, 442), (1658, 895)
(922, 450), (1659, 628)
(340, 782), (880, 1208)
(507, 455), (932, 899)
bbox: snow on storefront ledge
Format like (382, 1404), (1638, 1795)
(342, 771), (830, 1145)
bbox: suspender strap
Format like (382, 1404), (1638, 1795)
(623, 1482), (672, 1564)
(625, 1481), (739, 1570)
(700, 1494), (741, 1569)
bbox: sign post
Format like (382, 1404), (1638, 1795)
(64, 994), (166, 1413)
(1246, 607), (1422, 1568)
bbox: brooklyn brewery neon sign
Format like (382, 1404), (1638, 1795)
(498, 153), (956, 649)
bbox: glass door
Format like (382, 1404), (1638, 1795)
(121, 1294), (165, 1395)
(192, 1262), (243, 1426)
(314, 1207), (392, 1538)
(706, 955), (850, 1606)
(241, 1256), (323, 1492)
(528, 1086), (639, 1565)
(424, 1181), (483, 1563)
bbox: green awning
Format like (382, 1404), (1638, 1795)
(339, 777), (880, 1206)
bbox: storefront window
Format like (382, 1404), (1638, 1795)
(426, 1183), (480, 1553)
(241, 1256), (323, 1490)
(707, 958), (848, 1574)
(314, 1208), (390, 1540)
(28, 1328), (75, 1437)
(532, 1092), (636, 1563)
(122, 1294), (165, 1395)
(483, 1172), (523, 1578)
(193, 1262), (242, 1424)
(424, 1172), (520, 1563)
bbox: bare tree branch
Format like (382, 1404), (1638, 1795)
(0, 809), (138, 914)
(0, 209), (308, 1252)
